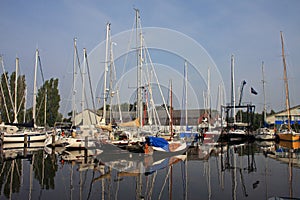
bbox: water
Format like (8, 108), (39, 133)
(0, 141), (300, 200)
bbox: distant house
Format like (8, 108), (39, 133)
(266, 105), (300, 128)
(74, 109), (103, 126)
(104, 108), (215, 126)
(76, 108), (218, 127)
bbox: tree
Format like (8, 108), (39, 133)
(0, 72), (11, 122)
(0, 71), (26, 123)
(35, 78), (61, 127)
(235, 109), (261, 130)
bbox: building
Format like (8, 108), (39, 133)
(74, 108), (217, 127)
(266, 105), (300, 128)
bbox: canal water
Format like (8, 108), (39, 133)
(0, 140), (299, 200)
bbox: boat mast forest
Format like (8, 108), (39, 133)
(0, 51), (61, 128)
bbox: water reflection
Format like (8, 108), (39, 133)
(0, 143), (58, 199)
(0, 140), (299, 199)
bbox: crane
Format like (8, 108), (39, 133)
(238, 80), (246, 106)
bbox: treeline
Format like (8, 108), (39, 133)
(235, 109), (276, 130)
(0, 71), (61, 127)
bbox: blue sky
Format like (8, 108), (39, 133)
(1, 1), (300, 116)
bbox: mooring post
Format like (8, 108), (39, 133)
(84, 136), (88, 163)
(23, 146), (27, 157)
(84, 148), (88, 163)
(52, 134), (56, 147)
(24, 134), (28, 147)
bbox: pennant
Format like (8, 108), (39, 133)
(251, 87), (258, 95)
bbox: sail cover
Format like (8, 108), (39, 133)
(145, 136), (169, 152)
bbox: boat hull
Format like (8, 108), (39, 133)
(277, 133), (300, 142)
(64, 137), (97, 149)
(255, 134), (275, 140)
(279, 140), (300, 149)
(1, 131), (49, 143)
(255, 128), (275, 140)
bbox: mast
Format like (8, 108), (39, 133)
(230, 54), (236, 123)
(44, 88), (47, 127)
(261, 61), (267, 124)
(169, 80), (173, 137)
(207, 66), (211, 131)
(117, 89), (123, 123)
(280, 31), (291, 131)
(33, 49), (38, 127)
(82, 48), (86, 124)
(23, 86), (27, 123)
(72, 38), (77, 127)
(184, 60), (188, 128)
(135, 8), (143, 127)
(103, 22), (110, 125)
(13, 57), (19, 123)
(139, 30), (143, 127)
(109, 30), (115, 124)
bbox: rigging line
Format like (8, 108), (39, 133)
(0, 77), (11, 122)
(3, 161), (13, 187)
(0, 56), (15, 116)
(143, 39), (171, 120)
(17, 94), (25, 115)
(158, 166), (171, 200)
(15, 159), (22, 178)
(143, 65), (160, 127)
(75, 42), (92, 117)
(35, 54), (47, 125)
(84, 49), (97, 114)
(120, 11), (136, 80)
(0, 161), (7, 177)
(74, 43), (92, 123)
(38, 55), (45, 83)
(75, 41), (83, 83)
(10, 160), (15, 199)
(109, 35), (118, 123)
(86, 171), (95, 200)
(82, 69), (93, 124)
(16, 80), (26, 116)
(36, 87), (47, 122)
(147, 172), (157, 200)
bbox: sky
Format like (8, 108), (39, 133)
(1, 0), (300, 117)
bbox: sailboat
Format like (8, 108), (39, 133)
(277, 32), (300, 142)
(0, 49), (50, 143)
(106, 10), (187, 154)
(220, 54), (256, 142)
(202, 66), (221, 144)
(142, 78), (187, 155)
(97, 22), (144, 147)
(255, 62), (276, 140)
(179, 60), (200, 146)
(45, 39), (100, 149)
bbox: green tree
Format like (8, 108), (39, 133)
(0, 72), (11, 122)
(0, 71), (26, 123)
(11, 72), (26, 123)
(36, 78), (61, 127)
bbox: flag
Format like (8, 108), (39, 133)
(251, 87), (258, 95)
